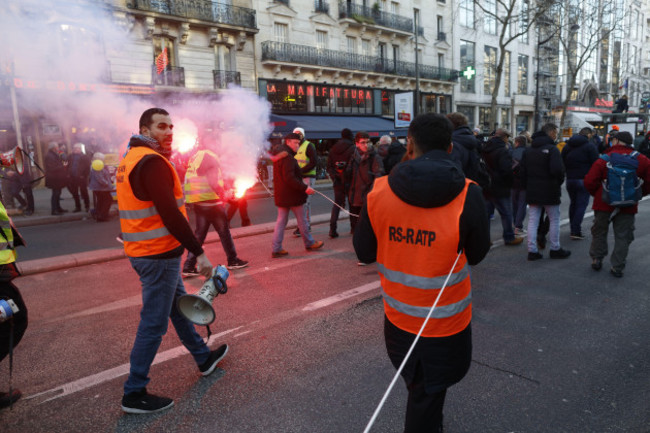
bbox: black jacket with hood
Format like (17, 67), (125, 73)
(352, 149), (490, 392)
(521, 131), (565, 205)
(272, 143), (308, 208)
(561, 133), (599, 180)
(481, 136), (514, 198)
(326, 137), (354, 183)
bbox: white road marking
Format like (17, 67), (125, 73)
(302, 281), (381, 311)
(27, 326), (243, 403)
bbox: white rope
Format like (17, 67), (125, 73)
(362, 250), (464, 433)
(313, 189), (360, 217)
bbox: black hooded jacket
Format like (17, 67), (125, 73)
(481, 136), (514, 198)
(450, 125), (481, 176)
(521, 131), (565, 205)
(561, 134), (599, 179)
(326, 138), (354, 183)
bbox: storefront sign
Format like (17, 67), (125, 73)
(394, 92), (413, 128)
(265, 81), (374, 115)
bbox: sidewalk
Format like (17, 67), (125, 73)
(9, 179), (333, 229)
(14, 179), (335, 276)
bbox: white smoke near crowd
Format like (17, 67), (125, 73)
(1, 0), (272, 194)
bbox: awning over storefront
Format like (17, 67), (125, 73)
(270, 115), (408, 140)
(570, 111), (604, 123)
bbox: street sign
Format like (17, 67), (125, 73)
(462, 66), (476, 80)
(642, 91), (650, 99)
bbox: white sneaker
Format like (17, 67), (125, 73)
(514, 228), (527, 236)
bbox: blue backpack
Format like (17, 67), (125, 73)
(600, 151), (644, 207)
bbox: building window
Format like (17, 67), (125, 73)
(391, 1), (398, 14)
(457, 105), (475, 128)
(459, 0), (474, 29)
(519, 0), (529, 43)
(438, 53), (444, 69)
(392, 45), (400, 71)
(460, 40), (475, 93)
(500, 108), (511, 130)
(479, 107), (492, 130)
(381, 90), (394, 117)
(518, 54), (529, 94)
(215, 44), (232, 71)
(362, 39), (371, 56)
(504, 51), (511, 97)
(153, 36), (176, 67)
(484, 45), (497, 95)
(316, 30), (328, 50)
(484, 0), (497, 35)
(347, 36), (357, 54)
(274, 23), (288, 43)
(378, 42), (387, 67)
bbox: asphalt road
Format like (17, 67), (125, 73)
(1, 201), (649, 432)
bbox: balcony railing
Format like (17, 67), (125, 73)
(314, 0), (329, 14)
(127, 0), (257, 29)
(152, 65), (185, 87)
(261, 41), (459, 82)
(437, 32), (446, 42)
(213, 69), (241, 89)
(338, 1), (413, 33)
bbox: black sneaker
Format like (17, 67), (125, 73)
(570, 233), (585, 240)
(549, 248), (571, 259)
(528, 252), (543, 261)
(227, 258), (249, 270)
(591, 258), (603, 271)
(121, 389), (173, 414)
(182, 268), (200, 277)
(293, 229), (301, 237)
(610, 268), (623, 278)
(199, 344), (229, 377)
(0, 389), (22, 409)
(329, 231), (339, 239)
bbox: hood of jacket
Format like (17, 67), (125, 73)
(566, 133), (589, 149)
(482, 136), (508, 154)
(128, 134), (171, 158)
(387, 149), (465, 208)
(531, 131), (555, 148)
(387, 141), (405, 156)
(451, 125), (480, 151)
(329, 138), (354, 161)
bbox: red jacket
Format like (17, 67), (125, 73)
(584, 145), (650, 214)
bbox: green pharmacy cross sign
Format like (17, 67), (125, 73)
(462, 66), (476, 80)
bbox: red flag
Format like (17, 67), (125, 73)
(156, 47), (168, 74)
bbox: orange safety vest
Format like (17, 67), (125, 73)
(367, 176), (473, 337)
(116, 146), (187, 257)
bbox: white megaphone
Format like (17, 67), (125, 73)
(177, 265), (229, 325)
(0, 298), (19, 323)
(0, 147), (24, 175)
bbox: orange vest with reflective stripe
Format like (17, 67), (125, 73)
(116, 146), (187, 257)
(367, 176), (473, 337)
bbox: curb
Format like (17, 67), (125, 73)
(18, 212), (336, 276)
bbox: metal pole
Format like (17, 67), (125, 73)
(534, 28), (541, 133)
(414, 9), (420, 117)
(9, 61), (23, 149)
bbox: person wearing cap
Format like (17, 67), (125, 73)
(481, 128), (523, 246)
(326, 128), (355, 238)
(520, 123), (571, 261)
(271, 133), (324, 257)
(292, 127), (318, 236)
(584, 130), (650, 277)
(561, 128), (599, 240)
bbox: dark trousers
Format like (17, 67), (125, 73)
(566, 179), (591, 235)
(184, 203), (237, 270)
(20, 185), (34, 213)
(50, 187), (63, 213)
(349, 205), (362, 234)
(0, 280), (28, 362)
(93, 191), (113, 221)
(227, 198), (250, 226)
(405, 363), (446, 433)
(69, 176), (89, 210)
(590, 210), (635, 272)
(329, 182), (348, 234)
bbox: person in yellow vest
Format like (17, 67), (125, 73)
(116, 108), (228, 414)
(0, 201), (27, 409)
(353, 113), (490, 432)
(182, 136), (248, 276)
(292, 127), (317, 236)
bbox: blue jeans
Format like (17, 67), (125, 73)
(527, 204), (561, 253)
(511, 188), (527, 230)
(302, 177), (315, 231)
(184, 203), (238, 270)
(272, 205), (315, 252)
(124, 255), (210, 395)
(566, 179), (591, 235)
(484, 194), (515, 242)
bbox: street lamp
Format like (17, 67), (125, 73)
(534, 23), (580, 132)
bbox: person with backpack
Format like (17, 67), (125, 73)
(561, 127), (599, 239)
(447, 113), (490, 190)
(584, 131), (650, 277)
(636, 130), (650, 159)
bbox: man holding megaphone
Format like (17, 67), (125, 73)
(116, 108), (228, 415)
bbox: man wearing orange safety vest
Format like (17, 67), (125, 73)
(116, 108), (228, 414)
(354, 113), (490, 433)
